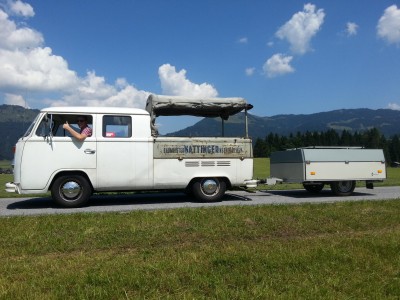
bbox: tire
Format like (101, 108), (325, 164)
(330, 181), (356, 196)
(192, 178), (226, 202)
(184, 187), (193, 197)
(51, 174), (92, 207)
(303, 183), (324, 194)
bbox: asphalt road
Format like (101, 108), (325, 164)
(1, 186), (399, 217)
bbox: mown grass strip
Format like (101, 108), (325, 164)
(1, 200), (400, 298)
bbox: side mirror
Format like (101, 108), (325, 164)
(37, 113), (54, 138)
(49, 114), (54, 134)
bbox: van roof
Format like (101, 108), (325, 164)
(40, 106), (149, 115)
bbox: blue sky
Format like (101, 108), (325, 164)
(0, 0), (400, 133)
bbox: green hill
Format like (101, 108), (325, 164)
(0, 105), (39, 160)
(169, 108), (400, 139)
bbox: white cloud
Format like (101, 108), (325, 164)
(346, 22), (358, 36)
(245, 67), (255, 76)
(377, 5), (400, 45)
(263, 53), (295, 78)
(4, 93), (27, 107)
(158, 64), (218, 97)
(9, 0), (34, 17)
(388, 102), (400, 110)
(238, 37), (248, 44)
(50, 71), (149, 108)
(0, 47), (78, 91)
(0, 9), (43, 50)
(0, 6), (74, 92)
(276, 3), (325, 55)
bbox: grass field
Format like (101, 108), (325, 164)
(1, 200), (400, 298)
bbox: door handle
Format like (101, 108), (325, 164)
(84, 149), (96, 154)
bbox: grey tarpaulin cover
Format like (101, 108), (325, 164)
(145, 94), (253, 135)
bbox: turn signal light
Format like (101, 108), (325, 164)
(378, 170), (382, 173)
(310, 171), (316, 175)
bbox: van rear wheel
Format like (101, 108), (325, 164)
(192, 178), (226, 202)
(51, 174), (92, 207)
(330, 181), (356, 196)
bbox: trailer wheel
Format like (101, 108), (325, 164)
(192, 178), (226, 202)
(330, 181), (356, 196)
(51, 174), (92, 207)
(303, 183), (324, 194)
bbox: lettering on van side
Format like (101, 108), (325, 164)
(154, 143), (250, 158)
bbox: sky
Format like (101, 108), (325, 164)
(0, 0), (400, 134)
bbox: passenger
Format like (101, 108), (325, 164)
(63, 116), (92, 141)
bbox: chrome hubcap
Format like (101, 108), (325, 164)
(201, 179), (218, 195)
(61, 181), (81, 199)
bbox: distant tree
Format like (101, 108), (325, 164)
(362, 128), (381, 149)
(254, 138), (268, 157)
(294, 132), (304, 148)
(339, 130), (352, 146)
(325, 129), (340, 146)
(388, 135), (400, 163)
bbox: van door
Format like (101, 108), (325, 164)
(20, 113), (96, 190)
(96, 114), (153, 190)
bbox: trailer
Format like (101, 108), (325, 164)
(268, 147), (386, 195)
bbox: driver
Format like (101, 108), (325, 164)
(63, 115), (92, 141)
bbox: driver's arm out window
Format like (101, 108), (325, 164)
(35, 114), (93, 137)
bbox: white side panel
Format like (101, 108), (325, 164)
(153, 158), (253, 189)
(134, 139), (154, 189)
(96, 139), (153, 190)
(20, 137), (97, 190)
(305, 162), (386, 181)
(96, 140), (136, 190)
(13, 138), (25, 186)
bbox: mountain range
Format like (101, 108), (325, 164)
(168, 108), (400, 139)
(1, 104), (399, 160)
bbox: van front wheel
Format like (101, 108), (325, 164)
(192, 178), (226, 202)
(51, 174), (92, 207)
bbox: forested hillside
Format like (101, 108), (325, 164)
(0, 105), (39, 160)
(253, 128), (400, 164)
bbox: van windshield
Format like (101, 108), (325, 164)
(23, 113), (41, 138)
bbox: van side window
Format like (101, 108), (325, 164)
(35, 114), (93, 137)
(103, 115), (132, 138)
